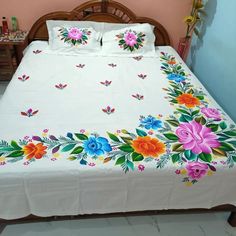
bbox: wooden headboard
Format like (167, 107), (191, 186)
(28, 0), (170, 46)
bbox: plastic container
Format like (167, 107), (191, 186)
(2, 17), (9, 34)
(11, 16), (18, 32)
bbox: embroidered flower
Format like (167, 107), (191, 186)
(18, 74), (29, 82)
(108, 63), (117, 67)
(116, 30), (145, 52)
(167, 59), (176, 65)
(59, 27), (91, 46)
(76, 64), (85, 68)
(100, 80), (112, 86)
(21, 108), (39, 117)
(133, 56), (143, 61)
(201, 107), (221, 121)
(176, 121), (220, 154)
(33, 50), (42, 54)
(55, 83), (67, 89)
(138, 74), (147, 79)
(138, 164), (145, 171)
(23, 143), (47, 160)
(83, 136), (112, 156)
(167, 73), (186, 82)
(88, 162), (96, 167)
(132, 136), (165, 157)
(140, 115), (162, 130)
(132, 94), (144, 100)
(176, 93), (200, 108)
(186, 162), (208, 179)
(102, 106), (115, 115)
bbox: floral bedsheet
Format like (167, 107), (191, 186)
(0, 41), (236, 219)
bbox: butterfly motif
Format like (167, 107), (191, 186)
(138, 74), (147, 79)
(76, 64), (85, 68)
(132, 94), (144, 100)
(102, 106), (115, 115)
(100, 80), (112, 86)
(108, 63), (117, 68)
(33, 50), (42, 54)
(55, 83), (67, 89)
(18, 75), (29, 82)
(133, 56), (143, 61)
(21, 108), (39, 117)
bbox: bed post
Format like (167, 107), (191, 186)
(101, 0), (108, 13)
(228, 212), (236, 227)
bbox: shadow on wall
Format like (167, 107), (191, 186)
(188, 0), (217, 70)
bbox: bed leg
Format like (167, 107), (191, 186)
(0, 222), (7, 234)
(228, 212), (236, 227)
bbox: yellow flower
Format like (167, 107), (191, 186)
(207, 170), (213, 176)
(180, 169), (187, 175)
(53, 153), (60, 158)
(184, 15), (196, 24)
(42, 132), (47, 137)
(185, 181), (193, 187)
(0, 157), (6, 162)
(98, 156), (104, 161)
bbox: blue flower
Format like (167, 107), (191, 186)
(83, 136), (112, 156)
(140, 116), (162, 130)
(167, 73), (185, 82)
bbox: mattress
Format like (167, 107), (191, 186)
(0, 41), (236, 220)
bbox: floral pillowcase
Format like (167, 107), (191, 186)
(49, 26), (101, 54)
(101, 24), (156, 56)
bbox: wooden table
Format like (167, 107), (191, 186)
(0, 34), (28, 81)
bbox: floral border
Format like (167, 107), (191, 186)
(1, 52), (236, 186)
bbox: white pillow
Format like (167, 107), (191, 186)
(102, 23), (156, 56)
(46, 20), (103, 54)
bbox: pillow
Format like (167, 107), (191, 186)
(46, 20), (103, 54)
(101, 23), (156, 56)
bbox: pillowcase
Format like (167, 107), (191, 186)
(102, 23), (156, 56)
(46, 20), (103, 54)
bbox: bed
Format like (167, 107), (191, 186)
(0, 0), (236, 230)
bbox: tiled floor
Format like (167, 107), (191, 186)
(1, 82), (236, 236)
(1, 213), (236, 236)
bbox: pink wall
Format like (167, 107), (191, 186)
(0, 0), (191, 49)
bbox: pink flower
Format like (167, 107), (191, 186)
(80, 129), (85, 133)
(51, 158), (57, 161)
(0, 161), (6, 166)
(102, 106), (115, 115)
(138, 164), (145, 171)
(125, 32), (137, 47)
(43, 129), (49, 133)
(201, 107), (221, 121)
(68, 28), (83, 40)
(186, 162), (208, 179)
(175, 169), (181, 175)
(89, 162), (96, 167)
(176, 121), (220, 154)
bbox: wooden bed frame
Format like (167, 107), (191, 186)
(0, 0), (236, 232)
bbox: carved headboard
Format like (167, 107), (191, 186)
(28, 0), (171, 46)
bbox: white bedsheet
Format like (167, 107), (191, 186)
(0, 41), (236, 220)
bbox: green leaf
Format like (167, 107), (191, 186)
(68, 156), (77, 161)
(223, 131), (236, 137)
(132, 152), (144, 162)
(184, 150), (198, 160)
(179, 114), (193, 122)
(115, 156), (125, 165)
(166, 119), (180, 127)
(163, 133), (178, 141)
(229, 141), (236, 147)
(171, 153), (180, 163)
(199, 153), (212, 163)
(191, 109), (200, 116)
(0, 146), (15, 152)
(196, 95), (204, 100)
(232, 156), (236, 162)
(206, 124), (219, 132)
(61, 144), (76, 152)
(176, 108), (191, 115)
(7, 150), (24, 157)
(71, 146), (84, 155)
(136, 129), (147, 137)
(195, 116), (206, 125)
(119, 145), (134, 153)
(219, 142), (234, 151)
(120, 136), (132, 144)
(212, 148), (227, 157)
(10, 141), (22, 150)
(172, 143), (184, 152)
(74, 133), (88, 140)
(126, 160), (134, 171)
(219, 122), (227, 130)
(107, 132), (120, 142)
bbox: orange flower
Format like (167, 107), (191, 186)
(176, 93), (200, 108)
(168, 59), (176, 65)
(132, 136), (165, 157)
(23, 143), (47, 160)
